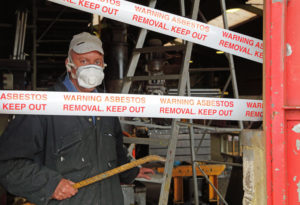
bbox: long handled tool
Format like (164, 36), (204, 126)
(73, 155), (165, 189)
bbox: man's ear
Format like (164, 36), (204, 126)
(65, 58), (72, 72)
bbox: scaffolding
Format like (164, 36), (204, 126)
(120, 0), (245, 204)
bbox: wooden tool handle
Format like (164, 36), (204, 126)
(73, 155), (165, 189)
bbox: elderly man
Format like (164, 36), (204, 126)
(0, 32), (153, 205)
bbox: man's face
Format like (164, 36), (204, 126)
(71, 50), (104, 68)
(68, 50), (104, 92)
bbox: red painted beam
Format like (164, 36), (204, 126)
(285, 0), (300, 203)
(265, 0), (287, 204)
(265, 0), (300, 204)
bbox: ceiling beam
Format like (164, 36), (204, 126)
(238, 4), (263, 16)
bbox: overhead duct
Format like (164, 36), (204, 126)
(104, 20), (128, 93)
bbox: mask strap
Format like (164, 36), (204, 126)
(66, 56), (77, 79)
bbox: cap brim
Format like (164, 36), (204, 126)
(72, 43), (104, 55)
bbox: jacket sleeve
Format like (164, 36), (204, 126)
(0, 115), (62, 205)
(113, 118), (139, 184)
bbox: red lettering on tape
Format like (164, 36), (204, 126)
(129, 106), (145, 113)
(219, 40), (252, 55)
(245, 111), (263, 117)
(246, 102), (263, 108)
(191, 32), (207, 41)
(102, 6), (119, 15)
(132, 14), (169, 30)
(64, 0), (76, 4)
(171, 26), (191, 35)
(106, 105), (127, 112)
(198, 109), (217, 115)
(160, 107), (195, 115)
(222, 31), (254, 46)
(218, 110), (233, 116)
(254, 51), (263, 59)
(28, 104), (47, 111)
(78, 0), (100, 10)
(2, 103), (26, 110)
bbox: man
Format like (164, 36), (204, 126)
(0, 32), (153, 205)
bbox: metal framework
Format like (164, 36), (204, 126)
(30, 1), (92, 90)
(120, 0), (245, 204)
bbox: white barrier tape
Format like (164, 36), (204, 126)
(0, 91), (263, 121)
(48, 0), (263, 63)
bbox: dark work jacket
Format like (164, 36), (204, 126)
(0, 82), (139, 205)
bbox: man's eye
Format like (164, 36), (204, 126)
(80, 60), (87, 64)
(95, 60), (101, 65)
(95, 61), (103, 66)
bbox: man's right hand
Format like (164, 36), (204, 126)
(52, 178), (78, 200)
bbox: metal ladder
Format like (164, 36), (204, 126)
(121, 0), (241, 204)
(121, 0), (197, 202)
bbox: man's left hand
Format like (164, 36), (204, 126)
(136, 167), (155, 180)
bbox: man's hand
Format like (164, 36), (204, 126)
(52, 178), (78, 200)
(136, 167), (155, 180)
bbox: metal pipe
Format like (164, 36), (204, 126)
(32, 0), (37, 90)
(180, 0), (185, 17)
(220, 0), (244, 130)
(176, 121), (242, 132)
(222, 74), (232, 94)
(195, 162), (228, 205)
(37, 8), (65, 42)
(197, 160), (242, 167)
(38, 40), (70, 43)
(187, 75), (199, 205)
(16, 12), (24, 59)
(20, 11), (28, 60)
(120, 120), (171, 129)
(179, 0), (186, 45)
(0, 23), (13, 28)
(13, 11), (21, 59)
(17, 12), (26, 59)
(198, 10), (208, 23)
(36, 53), (66, 57)
(37, 18), (89, 23)
(121, 120), (242, 134)
(189, 67), (230, 72)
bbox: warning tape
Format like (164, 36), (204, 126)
(0, 90), (263, 121)
(48, 0), (263, 63)
(73, 155), (165, 189)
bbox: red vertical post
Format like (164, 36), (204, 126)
(265, 0), (300, 204)
(285, 0), (300, 203)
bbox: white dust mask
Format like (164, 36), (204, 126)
(76, 64), (105, 89)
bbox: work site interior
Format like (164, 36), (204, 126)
(0, 0), (264, 205)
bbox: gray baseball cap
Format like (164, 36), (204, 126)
(69, 32), (104, 55)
